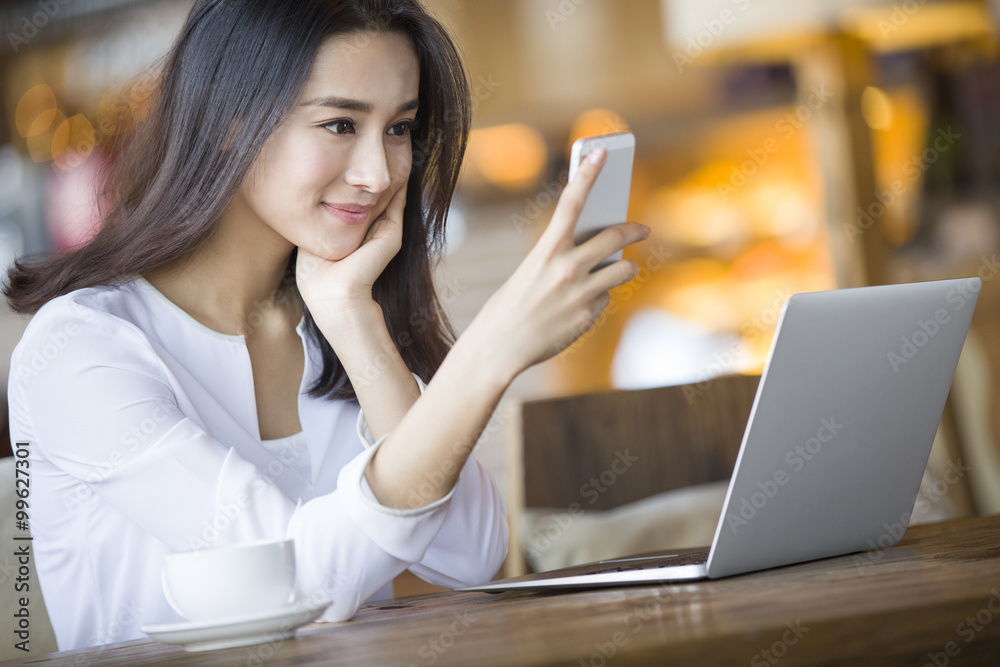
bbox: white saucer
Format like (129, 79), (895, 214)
(141, 601), (330, 652)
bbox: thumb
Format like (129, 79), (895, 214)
(543, 145), (607, 248)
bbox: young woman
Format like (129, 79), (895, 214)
(5, 0), (648, 650)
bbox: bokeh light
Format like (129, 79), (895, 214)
(861, 86), (894, 130)
(568, 108), (630, 152)
(15, 84), (58, 138)
(52, 115), (97, 170)
(465, 123), (548, 190)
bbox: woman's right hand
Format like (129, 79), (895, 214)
(360, 147), (646, 510)
(464, 146), (650, 381)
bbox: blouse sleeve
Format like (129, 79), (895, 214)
(354, 374), (509, 589)
(9, 303), (470, 623)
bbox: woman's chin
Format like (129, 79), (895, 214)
(297, 241), (360, 263)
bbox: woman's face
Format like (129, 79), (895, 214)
(239, 30), (420, 261)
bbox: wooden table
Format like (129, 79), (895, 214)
(13, 514), (1000, 666)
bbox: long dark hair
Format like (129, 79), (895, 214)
(4, 0), (470, 402)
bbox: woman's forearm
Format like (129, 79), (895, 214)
(360, 323), (514, 509)
(315, 301), (510, 510)
(315, 302), (421, 443)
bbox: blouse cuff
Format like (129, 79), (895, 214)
(355, 432), (459, 517)
(352, 371), (458, 516)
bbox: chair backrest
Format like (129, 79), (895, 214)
(505, 373), (761, 575)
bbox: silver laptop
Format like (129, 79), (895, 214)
(462, 277), (981, 592)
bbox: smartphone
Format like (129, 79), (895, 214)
(568, 131), (635, 269)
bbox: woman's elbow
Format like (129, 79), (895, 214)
(462, 518), (509, 586)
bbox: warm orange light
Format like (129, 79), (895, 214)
(843, 1), (993, 52)
(26, 108), (66, 163)
(15, 84), (57, 138)
(52, 115), (97, 170)
(747, 184), (819, 248)
(567, 109), (630, 151)
(730, 241), (797, 281)
(465, 123), (547, 190)
(660, 259), (736, 330)
(96, 87), (129, 137)
(128, 70), (160, 123)
(647, 185), (749, 249)
(861, 86), (893, 131)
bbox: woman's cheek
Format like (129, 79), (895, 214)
(279, 132), (338, 191)
(389, 147), (413, 185)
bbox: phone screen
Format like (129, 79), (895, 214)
(568, 132), (635, 268)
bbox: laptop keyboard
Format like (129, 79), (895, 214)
(593, 551), (709, 574)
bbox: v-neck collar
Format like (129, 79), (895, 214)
(134, 275), (306, 341)
(132, 275), (320, 491)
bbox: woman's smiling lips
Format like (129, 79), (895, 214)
(322, 201), (373, 225)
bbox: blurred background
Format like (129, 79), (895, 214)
(2, 0), (1000, 562)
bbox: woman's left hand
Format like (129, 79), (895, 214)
(296, 183), (406, 329)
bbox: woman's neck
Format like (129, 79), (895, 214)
(143, 202), (301, 337)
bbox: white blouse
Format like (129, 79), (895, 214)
(7, 276), (508, 651)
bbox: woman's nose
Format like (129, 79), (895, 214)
(344, 135), (392, 194)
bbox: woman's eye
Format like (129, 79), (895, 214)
(388, 121), (416, 137)
(322, 119), (355, 135)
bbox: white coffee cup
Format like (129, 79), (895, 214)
(161, 538), (296, 622)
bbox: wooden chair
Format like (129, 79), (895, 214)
(505, 373), (761, 576)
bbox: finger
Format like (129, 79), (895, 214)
(380, 181), (408, 224)
(361, 216), (385, 245)
(353, 219), (402, 268)
(362, 183), (406, 245)
(581, 256), (640, 297)
(542, 146), (607, 248)
(570, 222), (649, 271)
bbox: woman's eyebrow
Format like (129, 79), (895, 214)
(299, 96), (419, 113)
